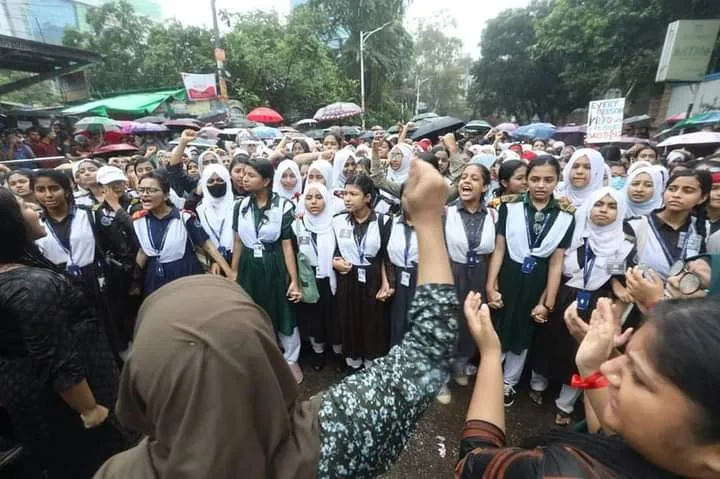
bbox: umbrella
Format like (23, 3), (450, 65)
(411, 112), (439, 122)
(409, 116), (465, 141)
(495, 122), (518, 132)
(313, 102), (362, 122)
(116, 121), (168, 135)
(665, 112), (687, 124)
(163, 119), (201, 130)
(292, 119), (317, 129)
(552, 125), (587, 146)
(92, 143), (139, 156)
(247, 107), (284, 124)
(512, 123), (556, 139)
(554, 125), (587, 134)
(658, 132), (720, 147)
(169, 138), (219, 149)
(197, 126), (222, 139)
(279, 126), (299, 134)
(136, 115), (166, 124)
(673, 111), (720, 130)
(623, 114), (653, 126)
(591, 136), (656, 146)
(326, 126), (361, 138)
(464, 120), (492, 131)
(304, 129), (325, 140)
(251, 126), (282, 140)
(228, 114), (258, 128)
(74, 116), (120, 133)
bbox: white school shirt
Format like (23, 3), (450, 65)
(37, 207), (96, 268)
(133, 210), (193, 264)
(387, 215), (418, 268)
(332, 213), (388, 267)
(444, 203), (496, 264)
(504, 201), (574, 263)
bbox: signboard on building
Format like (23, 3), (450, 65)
(180, 72), (218, 101)
(655, 20), (720, 83)
(586, 97), (625, 143)
(58, 71), (90, 103)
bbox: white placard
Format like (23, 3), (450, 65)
(586, 98), (625, 143)
(656, 20), (720, 83)
(180, 73), (218, 101)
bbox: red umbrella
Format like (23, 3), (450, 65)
(247, 107), (284, 124)
(92, 143), (139, 156)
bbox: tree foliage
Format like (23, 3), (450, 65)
(469, 0), (720, 122)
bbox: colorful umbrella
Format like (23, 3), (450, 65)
(665, 112), (687, 124)
(136, 115), (166, 124)
(74, 116), (120, 133)
(163, 119), (201, 130)
(117, 121), (168, 135)
(313, 102), (362, 122)
(92, 143), (139, 156)
(512, 123), (556, 139)
(673, 111), (720, 130)
(658, 132), (720, 147)
(495, 122), (518, 132)
(251, 126), (282, 140)
(247, 107), (284, 124)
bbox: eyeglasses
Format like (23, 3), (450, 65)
(137, 187), (162, 195)
(668, 260), (703, 295)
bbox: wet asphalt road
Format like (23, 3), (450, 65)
(299, 362), (569, 479)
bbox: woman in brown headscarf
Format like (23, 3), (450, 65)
(95, 159), (460, 479)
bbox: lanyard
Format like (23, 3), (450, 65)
(146, 216), (172, 256)
(524, 205), (552, 250)
(647, 217), (692, 265)
(402, 222), (414, 268)
(355, 225), (369, 263)
(202, 210), (226, 246)
(582, 239), (596, 290)
(46, 210), (76, 265)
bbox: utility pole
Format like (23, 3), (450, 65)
(210, 0), (228, 102)
(359, 22), (391, 129)
(415, 77), (429, 116)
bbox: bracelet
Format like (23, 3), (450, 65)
(570, 371), (609, 390)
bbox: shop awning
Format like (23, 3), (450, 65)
(62, 89), (187, 116)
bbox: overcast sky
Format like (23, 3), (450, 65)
(159, 0), (531, 57)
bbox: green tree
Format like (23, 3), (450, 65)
(535, 0), (720, 109)
(307, 0), (414, 119)
(221, 9), (353, 120)
(468, 3), (567, 122)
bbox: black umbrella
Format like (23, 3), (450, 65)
(136, 116), (166, 124)
(409, 116), (465, 141)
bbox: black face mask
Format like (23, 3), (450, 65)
(207, 183), (227, 198)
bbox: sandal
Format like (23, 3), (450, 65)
(529, 390), (544, 406)
(555, 408), (572, 426)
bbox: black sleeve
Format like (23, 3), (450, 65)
(558, 215), (576, 249)
(165, 163), (198, 197)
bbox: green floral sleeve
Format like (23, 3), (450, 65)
(315, 284), (459, 478)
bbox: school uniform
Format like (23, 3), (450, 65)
(133, 207), (207, 296)
(293, 212), (339, 355)
(625, 209), (705, 280)
(332, 211), (391, 367)
(234, 193), (300, 363)
(374, 189), (401, 215)
(444, 201), (497, 373)
(493, 194), (575, 387)
(387, 214), (418, 346)
(197, 164), (236, 265)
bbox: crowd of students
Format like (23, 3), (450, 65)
(2, 121), (720, 478)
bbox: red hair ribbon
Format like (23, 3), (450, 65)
(570, 371), (609, 389)
(711, 172), (720, 185)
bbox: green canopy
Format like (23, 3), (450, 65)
(62, 89), (186, 116)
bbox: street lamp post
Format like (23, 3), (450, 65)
(360, 22), (391, 130)
(415, 77), (429, 116)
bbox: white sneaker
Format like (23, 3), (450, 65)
(453, 373), (469, 387)
(503, 383), (517, 407)
(436, 384), (452, 404)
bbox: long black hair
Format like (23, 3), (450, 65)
(665, 169), (712, 239)
(7, 169), (35, 190)
(34, 169), (74, 209)
(494, 159), (526, 197)
(0, 188), (59, 270)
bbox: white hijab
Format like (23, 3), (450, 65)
(196, 164), (235, 251)
(560, 148), (606, 208)
(574, 187), (627, 256)
(198, 150), (221, 173)
(386, 143), (413, 184)
(308, 159), (334, 187)
(301, 182), (337, 293)
(272, 159), (302, 200)
(623, 166), (664, 218)
(332, 149), (356, 190)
